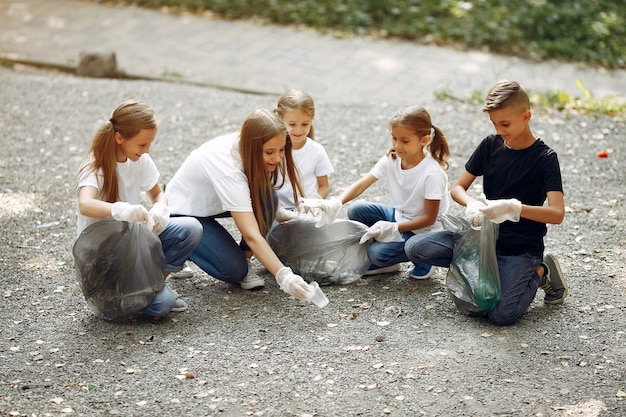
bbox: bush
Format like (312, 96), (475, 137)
(124, 0), (625, 68)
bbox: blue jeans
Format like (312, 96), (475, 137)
(142, 216), (202, 316)
(188, 189), (278, 284)
(347, 201), (430, 270)
(158, 216), (203, 273)
(142, 285), (177, 316)
(405, 231), (542, 325)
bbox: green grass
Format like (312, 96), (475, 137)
(115, 0), (624, 69)
(435, 79), (626, 118)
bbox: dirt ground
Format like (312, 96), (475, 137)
(0, 65), (624, 416)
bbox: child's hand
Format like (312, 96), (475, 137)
(149, 202), (170, 234)
(298, 197), (342, 227)
(465, 200), (487, 227)
(111, 202), (149, 223)
(479, 195), (522, 223)
(359, 220), (403, 244)
(275, 207), (299, 223)
(275, 266), (310, 300)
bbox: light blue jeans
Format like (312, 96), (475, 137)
(347, 201), (431, 271)
(142, 216), (203, 316)
(405, 230), (542, 325)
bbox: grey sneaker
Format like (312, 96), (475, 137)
(364, 263), (402, 276)
(540, 253), (568, 304)
(240, 259), (265, 290)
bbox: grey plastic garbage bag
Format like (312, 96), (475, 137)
(267, 218), (371, 285)
(72, 219), (166, 319)
(441, 214), (501, 315)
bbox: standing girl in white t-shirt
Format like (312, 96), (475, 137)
(165, 109), (320, 302)
(273, 89), (334, 209)
(75, 100), (203, 318)
(302, 106), (450, 279)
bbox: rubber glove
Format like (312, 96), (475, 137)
(275, 206), (299, 223)
(275, 266), (311, 300)
(298, 197), (342, 227)
(359, 220), (403, 244)
(479, 194), (522, 223)
(465, 199), (487, 227)
(149, 202), (170, 235)
(111, 202), (149, 223)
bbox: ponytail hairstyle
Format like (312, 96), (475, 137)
(77, 100), (157, 202)
(239, 109), (304, 236)
(388, 105), (450, 170)
(274, 89), (316, 139)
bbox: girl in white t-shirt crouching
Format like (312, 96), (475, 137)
(165, 109), (318, 301)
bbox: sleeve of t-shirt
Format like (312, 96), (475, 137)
(424, 170), (448, 200)
(542, 148), (564, 194)
(213, 172), (253, 212)
(314, 145), (335, 177)
(369, 154), (390, 180)
(465, 136), (491, 177)
(139, 154), (160, 191)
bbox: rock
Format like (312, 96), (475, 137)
(76, 51), (119, 78)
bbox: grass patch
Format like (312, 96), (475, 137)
(435, 79), (626, 118)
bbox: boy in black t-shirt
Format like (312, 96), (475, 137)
(405, 80), (568, 325)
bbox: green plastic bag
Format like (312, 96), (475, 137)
(443, 215), (501, 314)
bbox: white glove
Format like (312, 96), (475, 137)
(298, 197), (342, 227)
(275, 266), (311, 300)
(149, 202), (170, 234)
(111, 202), (149, 223)
(465, 199), (487, 227)
(275, 207), (299, 223)
(359, 220), (403, 244)
(479, 194), (522, 223)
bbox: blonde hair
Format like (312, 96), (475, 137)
(77, 100), (157, 203)
(483, 80), (530, 112)
(274, 89), (316, 139)
(388, 106), (450, 170)
(239, 109), (304, 236)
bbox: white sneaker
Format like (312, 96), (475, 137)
(240, 259), (265, 290)
(364, 263), (402, 276)
(170, 266), (194, 279)
(170, 298), (188, 312)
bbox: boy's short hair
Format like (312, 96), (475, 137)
(483, 80), (530, 112)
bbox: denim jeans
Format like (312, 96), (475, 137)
(158, 216), (203, 273)
(141, 216), (202, 316)
(405, 231), (542, 325)
(347, 200), (430, 270)
(188, 188), (278, 284)
(142, 285), (177, 316)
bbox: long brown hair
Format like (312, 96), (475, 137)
(76, 100), (157, 202)
(239, 109), (303, 236)
(388, 105), (450, 169)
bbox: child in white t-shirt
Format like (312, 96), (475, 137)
(273, 89), (334, 209)
(301, 105), (450, 280)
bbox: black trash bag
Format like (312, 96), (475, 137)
(72, 219), (166, 320)
(441, 214), (501, 315)
(267, 218), (371, 285)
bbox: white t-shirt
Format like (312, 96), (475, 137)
(369, 152), (449, 234)
(166, 132), (253, 217)
(76, 153), (160, 236)
(275, 138), (334, 209)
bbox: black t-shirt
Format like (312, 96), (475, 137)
(466, 135), (563, 257)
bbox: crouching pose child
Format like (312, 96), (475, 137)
(405, 80), (568, 325)
(74, 100), (202, 318)
(301, 105), (450, 280)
